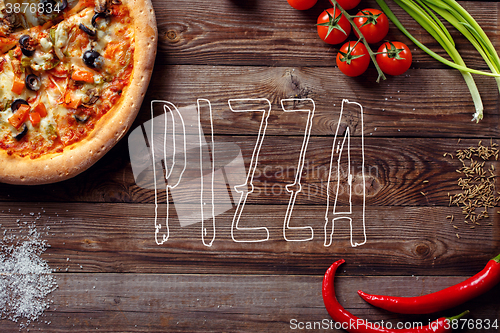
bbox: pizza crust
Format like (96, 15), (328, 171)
(0, 0), (158, 185)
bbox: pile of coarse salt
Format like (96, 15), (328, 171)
(0, 223), (58, 329)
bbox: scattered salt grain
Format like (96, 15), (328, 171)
(0, 224), (58, 329)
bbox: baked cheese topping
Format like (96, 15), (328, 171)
(0, 0), (134, 158)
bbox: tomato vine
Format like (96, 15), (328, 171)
(328, 0), (387, 82)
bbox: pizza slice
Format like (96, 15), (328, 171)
(0, 0), (157, 184)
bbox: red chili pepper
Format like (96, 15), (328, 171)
(322, 259), (468, 333)
(358, 253), (500, 314)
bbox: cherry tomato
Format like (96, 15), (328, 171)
(336, 0), (361, 10)
(353, 8), (389, 44)
(337, 41), (370, 77)
(317, 7), (351, 45)
(287, 0), (317, 10)
(376, 41), (412, 76)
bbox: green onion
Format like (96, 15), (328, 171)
(426, 0), (500, 76)
(423, 0), (500, 100)
(394, 0), (482, 121)
(376, 0), (500, 122)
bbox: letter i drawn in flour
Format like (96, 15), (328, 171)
(281, 98), (315, 242)
(228, 98), (271, 243)
(325, 99), (366, 247)
(149, 100), (187, 245)
(197, 99), (216, 247)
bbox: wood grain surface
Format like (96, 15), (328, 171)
(0, 274), (498, 332)
(1, 0), (499, 331)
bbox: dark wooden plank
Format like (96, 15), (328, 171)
(125, 136), (500, 207)
(154, 0), (499, 69)
(143, 65), (500, 137)
(1, 273), (498, 332)
(0, 137), (497, 207)
(0, 204), (497, 275)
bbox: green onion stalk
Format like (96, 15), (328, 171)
(423, 0), (500, 118)
(376, 0), (500, 122)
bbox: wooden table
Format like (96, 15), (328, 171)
(1, 0), (499, 331)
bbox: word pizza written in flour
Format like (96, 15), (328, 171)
(128, 99), (367, 247)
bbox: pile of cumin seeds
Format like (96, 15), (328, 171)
(446, 140), (500, 232)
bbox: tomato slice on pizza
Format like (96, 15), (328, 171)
(0, 0), (157, 184)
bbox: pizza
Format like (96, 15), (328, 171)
(0, 0), (157, 184)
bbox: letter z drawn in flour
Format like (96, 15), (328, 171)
(325, 99), (366, 247)
(228, 99), (271, 243)
(281, 98), (315, 242)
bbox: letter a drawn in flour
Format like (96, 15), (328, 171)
(325, 99), (366, 247)
(228, 99), (271, 243)
(281, 98), (315, 242)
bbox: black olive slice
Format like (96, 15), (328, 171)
(23, 48), (35, 57)
(11, 99), (29, 112)
(19, 35), (35, 57)
(25, 74), (41, 91)
(82, 50), (103, 69)
(14, 124), (28, 141)
(91, 12), (107, 28)
(19, 35), (30, 48)
(79, 23), (96, 37)
(74, 114), (89, 123)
